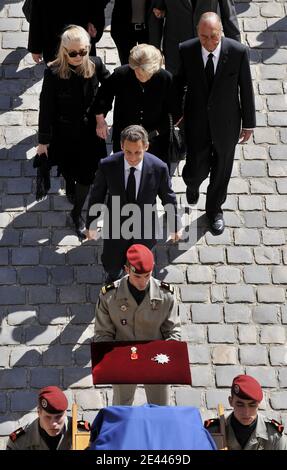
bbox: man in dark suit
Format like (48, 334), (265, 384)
(106, 0), (161, 65)
(152, 0), (241, 74)
(174, 12), (255, 235)
(86, 125), (182, 282)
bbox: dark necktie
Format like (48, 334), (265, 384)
(126, 167), (136, 203)
(205, 53), (214, 92)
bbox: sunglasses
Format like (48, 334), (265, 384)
(66, 48), (88, 58)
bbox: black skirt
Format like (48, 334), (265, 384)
(48, 118), (107, 186)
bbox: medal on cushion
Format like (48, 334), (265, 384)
(130, 346), (138, 360)
(151, 353), (170, 364)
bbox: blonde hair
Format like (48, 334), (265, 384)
(49, 25), (95, 79)
(129, 44), (163, 76)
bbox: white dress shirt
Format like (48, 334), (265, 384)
(201, 41), (221, 73)
(124, 159), (143, 199)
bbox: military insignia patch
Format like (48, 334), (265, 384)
(101, 283), (115, 295)
(160, 281), (174, 293)
(270, 419), (284, 434)
(77, 420), (90, 432)
(151, 300), (158, 310)
(233, 384), (240, 395)
(9, 427), (25, 442)
(204, 418), (220, 429)
(204, 418), (220, 433)
(41, 398), (48, 408)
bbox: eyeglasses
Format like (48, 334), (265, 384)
(66, 48), (88, 58)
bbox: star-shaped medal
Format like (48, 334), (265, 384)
(152, 353), (170, 364)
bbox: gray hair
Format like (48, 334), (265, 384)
(129, 43), (163, 76)
(120, 125), (149, 146)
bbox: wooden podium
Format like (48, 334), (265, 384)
(207, 404), (228, 450)
(72, 404), (90, 450)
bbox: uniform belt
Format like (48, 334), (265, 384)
(132, 23), (146, 31)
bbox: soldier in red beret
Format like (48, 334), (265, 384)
(95, 244), (181, 406)
(7, 386), (89, 450)
(205, 374), (287, 450)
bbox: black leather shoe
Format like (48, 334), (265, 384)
(70, 211), (85, 232)
(186, 188), (199, 205)
(208, 213), (225, 235)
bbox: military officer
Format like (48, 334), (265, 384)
(95, 243), (181, 406)
(7, 386), (89, 450)
(205, 375), (287, 450)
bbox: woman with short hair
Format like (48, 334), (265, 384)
(37, 25), (109, 237)
(94, 44), (173, 171)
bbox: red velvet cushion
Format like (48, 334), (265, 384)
(91, 340), (191, 385)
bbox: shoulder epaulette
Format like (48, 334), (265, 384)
(101, 283), (115, 295)
(160, 281), (174, 293)
(77, 420), (90, 432)
(270, 419), (284, 434)
(9, 427), (25, 442)
(204, 418), (220, 429)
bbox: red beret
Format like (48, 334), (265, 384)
(126, 244), (154, 274)
(38, 386), (68, 414)
(232, 375), (263, 402)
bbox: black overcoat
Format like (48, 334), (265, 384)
(94, 65), (173, 161)
(38, 57), (110, 185)
(28, 0), (107, 63)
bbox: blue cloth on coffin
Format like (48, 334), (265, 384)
(89, 405), (217, 450)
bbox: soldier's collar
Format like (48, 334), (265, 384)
(254, 413), (271, 440)
(114, 275), (133, 300)
(149, 277), (163, 301)
(114, 276), (163, 301)
(229, 412), (269, 441)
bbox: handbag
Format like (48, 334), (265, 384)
(33, 153), (51, 201)
(168, 114), (186, 163)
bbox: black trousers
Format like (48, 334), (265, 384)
(112, 27), (148, 65)
(182, 142), (236, 216)
(62, 175), (90, 217)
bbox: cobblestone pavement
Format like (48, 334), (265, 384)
(0, 0), (287, 448)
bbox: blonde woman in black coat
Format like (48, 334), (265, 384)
(37, 25), (109, 237)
